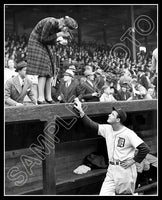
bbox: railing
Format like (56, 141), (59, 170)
(5, 99), (157, 122)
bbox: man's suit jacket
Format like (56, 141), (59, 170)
(5, 75), (36, 106)
(80, 80), (100, 102)
(95, 76), (105, 90)
(57, 79), (81, 103)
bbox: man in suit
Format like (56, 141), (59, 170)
(94, 68), (105, 91)
(57, 69), (81, 103)
(5, 61), (37, 106)
(137, 67), (149, 91)
(80, 70), (100, 102)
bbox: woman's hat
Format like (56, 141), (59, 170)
(64, 16), (78, 30)
(84, 70), (95, 77)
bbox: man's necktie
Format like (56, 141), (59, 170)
(22, 79), (24, 88)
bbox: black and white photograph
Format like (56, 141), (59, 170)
(4, 4), (158, 196)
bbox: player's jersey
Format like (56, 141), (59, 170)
(98, 124), (143, 162)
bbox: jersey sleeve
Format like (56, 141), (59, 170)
(98, 124), (111, 138)
(128, 130), (144, 148)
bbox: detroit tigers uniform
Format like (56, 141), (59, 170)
(98, 124), (144, 195)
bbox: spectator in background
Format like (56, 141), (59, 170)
(94, 68), (105, 91)
(127, 76), (152, 101)
(26, 16), (78, 105)
(150, 48), (158, 98)
(100, 84), (117, 102)
(5, 53), (9, 68)
(118, 82), (131, 101)
(110, 86), (120, 101)
(57, 69), (81, 103)
(16, 47), (25, 62)
(5, 61), (37, 106)
(145, 71), (156, 99)
(79, 76), (87, 85)
(145, 71), (155, 89)
(151, 48), (158, 74)
(4, 59), (18, 84)
(119, 70), (132, 86)
(5, 31), (157, 101)
(85, 65), (93, 72)
(80, 70), (100, 102)
(68, 64), (76, 73)
(152, 72), (157, 98)
(137, 67), (149, 91)
(147, 87), (156, 99)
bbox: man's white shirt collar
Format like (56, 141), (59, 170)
(18, 75), (24, 86)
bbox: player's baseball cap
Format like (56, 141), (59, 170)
(112, 107), (127, 123)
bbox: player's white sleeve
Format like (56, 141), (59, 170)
(98, 124), (111, 138)
(128, 130), (144, 148)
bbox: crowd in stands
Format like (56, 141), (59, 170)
(5, 32), (157, 106)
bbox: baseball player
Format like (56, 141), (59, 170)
(73, 98), (150, 195)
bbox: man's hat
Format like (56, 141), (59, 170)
(112, 107), (127, 123)
(95, 69), (103, 75)
(63, 69), (74, 78)
(15, 61), (27, 72)
(85, 65), (93, 71)
(68, 65), (76, 71)
(120, 82), (129, 88)
(64, 16), (78, 30)
(84, 70), (95, 77)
